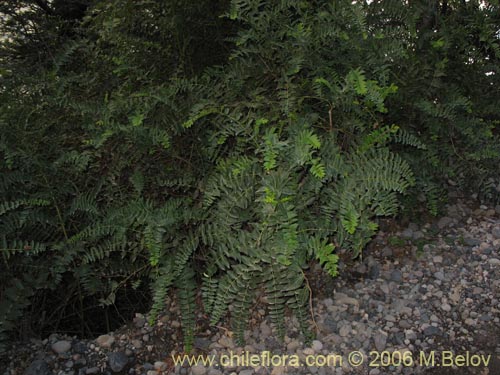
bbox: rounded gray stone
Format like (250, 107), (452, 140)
(51, 340), (72, 354)
(488, 258), (500, 266)
(464, 237), (480, 247)
(96, 334), (115, 348)
(413, 231), (424, 240)
(311, 340), (323, 352)
(374, 333), (387, 351)
(381, 247), (393, 257)
(390, 270), (403, 282)
(437, 217), (453, 229)
(154, 361), (167, 371)
(402, 228), (413, 238)
(191, 364), (207, 375)
(423, 326), (441, 337)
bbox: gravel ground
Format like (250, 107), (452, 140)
(1, 199), (499, 375)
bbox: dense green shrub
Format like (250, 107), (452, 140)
(371, 0), (500, 211)
(1, 0), (498, 352)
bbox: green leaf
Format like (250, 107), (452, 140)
(182, 107), (219, 128)
(347, 69), (368, 95)
(130, 113), (144, 127)
(310, 160), (326, 179)
(341, 206), (359, 235)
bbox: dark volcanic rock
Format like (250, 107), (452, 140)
(108, 351), (128, 373)
(24, 359), (52, 375)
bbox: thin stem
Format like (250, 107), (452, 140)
(301, 270), (319, 333)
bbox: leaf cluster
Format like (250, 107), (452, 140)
(1, 0), (498, 352)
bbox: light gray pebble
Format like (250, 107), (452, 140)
(402, 228), (413, 238)
(433, 255), (443, 263)
(311, 340), (323, 352)
(385, 315), (396, 322)
(131, 339), (142, 349)
(154, 361), (167, 371)
(194, 337), (211, 350)
(339, 325), (350, 337)
(260, 322), (272, 338)
(302, 348), (314, 355)
(488, 258), (500, 266)
(413, 231), (424, 240)
(191, 365), (207, 375)
(287, 340), (300, 352)
(472, 287), (483, 294)
(434, 271), (445, 280)
(218, 336), (235, 349)
(96, 334), (115, 349)
(399, 320), (411, 329)
(133, 314), (146, 328)
(374, 333), (387, 351)
(408, 223), (419, 231)
(51, 340), (72, 354)
(405, 330), (417, 341)
(380, 283), (390, 294)
(381, 247), (393, 257)
(356, 262), (367, 273)
(437, 217), (453, 229)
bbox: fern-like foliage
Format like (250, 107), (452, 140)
(157, 0), (421, 347)
(2, 0), (498, 353)
(175, 265), (197, 352)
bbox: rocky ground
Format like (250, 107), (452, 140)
(1, 200), (499, 375)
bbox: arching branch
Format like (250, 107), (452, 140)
(33, 0), (54, 15)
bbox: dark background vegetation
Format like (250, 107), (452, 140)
(1, 0), (499, 353)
